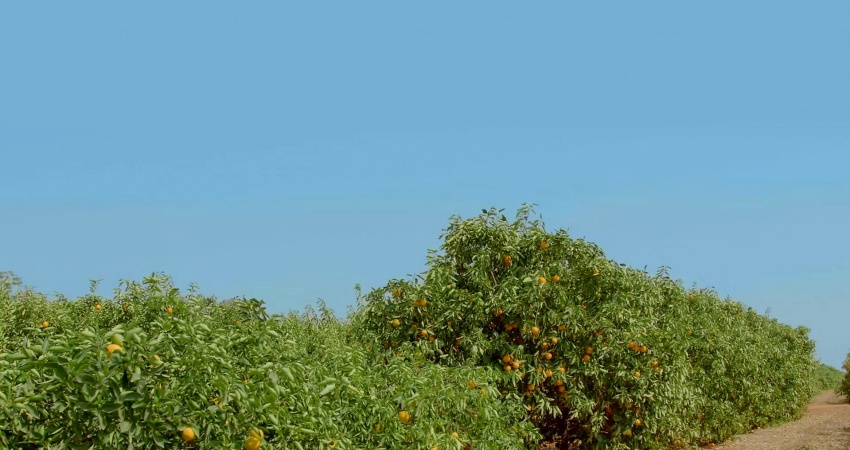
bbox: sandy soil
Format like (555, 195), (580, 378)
(708, 390), (850, 450)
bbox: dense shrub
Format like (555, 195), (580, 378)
(352, 206), (819, 449)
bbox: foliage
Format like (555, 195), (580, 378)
(811, 363), (843, 392)
(0, 205), (826, 449)
(352, 205), (819, 449)
(838, 354), (850, 400)
(0, 274), (538, 449)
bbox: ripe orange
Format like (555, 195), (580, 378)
(502, 355), (512, 363)
(585, 347), (593, 355)
(540, 241), (549, 250)
(511, 361), (520, 370)
(181, 427), (195, 442)
(544, 352), (553, 360)
(245, 435), (261, 450)
(640, 345), (648, 353)
(537, 276), (546, 284)
(95, 304), (102, 311)
(550, 337), (559, 345)
(419, 329), (428, 338)
(635, 419), (643, 427)
(392, 289), (401, 297)
(503, 254), (512, 268)
(467, 380), (476, 389)
(41, 321), (49, 328)
(558, 324), (566, 331)
(634, 371), (641, 378)
(556, 385), (566, 393)
(392, 319), (401, 328)
(623, 429), (632, 437)
(106, 343), (122, 356)
(504, 364), (512, 371)
(531, 326), (540, 338)
(592, 268), (600, 276)
(399, 410), (411, 423)
(541, 342), (550, 350)
(552, 275), (560, 282)
(452, 431), (459, 439)
(419, 299), (428, 307)
(581, 355), (590, 362)
(165, 306), (173, 314)
(558, 366), (566, 373)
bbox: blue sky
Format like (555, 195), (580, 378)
(1, 2), (848, 368)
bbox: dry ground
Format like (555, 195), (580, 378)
(707, 390), (850, 450)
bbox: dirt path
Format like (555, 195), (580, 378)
(709, 390), (850, 450)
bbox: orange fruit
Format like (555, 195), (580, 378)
(467, 380), (476, 389)
(511, 361), (520, 370)
(640, 345), (647, 353)
(419, 329), (428, 338)
(504, 364), (512, 371)
(41, 321), (49, 328)
(95, 304), (102, 311)
(244, 435), (261, 450)
(419, 299), (428, 307)
(540, 241), (549, 250)
(502, 355), (512, 363)
(181, 427), (195, 442)
(544, 352), (553, 360)
(592, 268), (600, 276)
(165, 306), (173, 314)
(503, 254), (512, 268)
(581, 354), (590, 362)
(585, 347), (593, 355)
(392, 319), (401, 328)
(623, 429), (632, 437)
(399, 410), (412, 423)
(541, 342), (550, 350)
(635, 419), (643, 427)
(496, 309), (503, 316)
(531, 326), (540, 338)
(552, 275), (560, 282)
(634, 371), (641, 378)
(558, 366), (566, 373)
(550, 337), (559, 345)
(558, 324), (566, 331)
(392, 289), (401, 297)
(594, 331), (602, 337)
(544, 369), (553, 378)
(537, 276), (546, 284)
(556, 385), (566, 393)
(106, 343), (122, 356)
(452, 431), (459, 439)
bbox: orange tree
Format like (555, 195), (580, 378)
(839, 354), (850, 400)
(351, 205), (819, 449)
(0, 274), (539, 449)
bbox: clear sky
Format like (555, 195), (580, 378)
(1, 2), (848, 369)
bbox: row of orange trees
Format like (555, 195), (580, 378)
(351, 206), (820, 449)
(0, 205), (824, 449)
(1, 275), (539, 449)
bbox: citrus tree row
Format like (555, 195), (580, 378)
(352, 206), (820, 449)
(1, 276), (539, 449)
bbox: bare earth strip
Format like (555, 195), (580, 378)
(707, 390), (850, 450)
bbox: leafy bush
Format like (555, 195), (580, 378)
(838, 354), (850, 400)
(352, 206), (819, 449)
(0, 275), (539, 449)
(812, 363), (843, 392)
